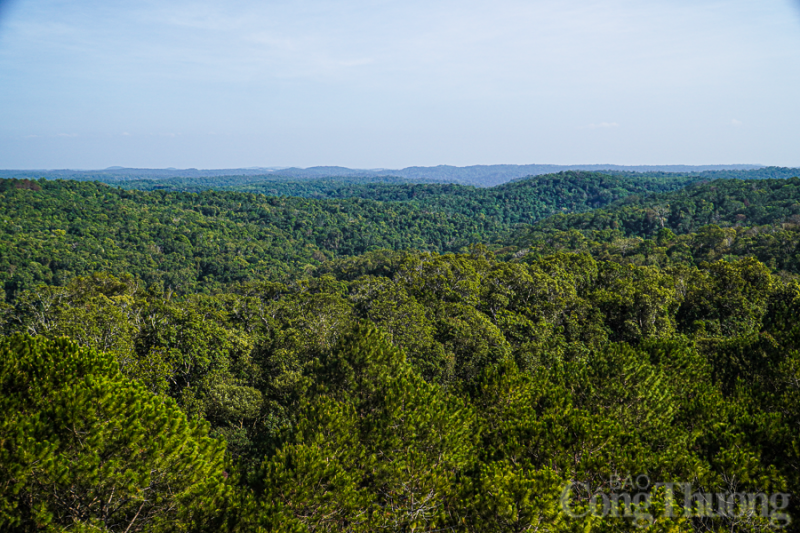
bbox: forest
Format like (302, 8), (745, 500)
(3, 164), (795, 189)
(0, 172), (706, 299)
(1, 171), (800, 532)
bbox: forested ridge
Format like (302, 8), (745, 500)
(3, 163), (782, 188)
(1, 172), (800, 532)
(77, 165), (799, 194)
(219, 171), (699, 211)
(506, 177), (800, 274)
(115, 170), (695, 196)
(0, 172), (695, 299)
(522, 177), (800, 237)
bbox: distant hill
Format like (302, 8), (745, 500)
(384, 163), (764, 187)
(0, 163), (767, 187)
(216, 171), (704, 226)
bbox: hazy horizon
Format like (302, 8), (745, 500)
(0, 163), (770, 172)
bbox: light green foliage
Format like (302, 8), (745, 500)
(258, 398), (371, 532)
(468, 460), (568, 533)
(0, 335), (228, 533)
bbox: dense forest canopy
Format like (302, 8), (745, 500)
(0, 172), (706, 300)
(522, 176), (800, 237)
(1, 170), (800, 532)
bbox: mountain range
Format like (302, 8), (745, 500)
(0, 163), (764, 187)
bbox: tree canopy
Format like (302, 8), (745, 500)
(2, 172), (800, 532)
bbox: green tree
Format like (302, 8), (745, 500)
(0, 335), (229, 532)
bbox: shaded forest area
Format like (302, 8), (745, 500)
(2, 171), (800, 532)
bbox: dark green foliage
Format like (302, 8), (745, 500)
(517, 176), (800, 241)
(118, 175), (428, 193)
(0, 179), (41, 192)
(0, 179), (498, 298)
(0, 172), (708, 300)
(219, 171), (698, 217)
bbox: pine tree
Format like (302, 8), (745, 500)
(0, 334), (229, 532)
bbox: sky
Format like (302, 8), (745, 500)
(0, 0), (799, 169)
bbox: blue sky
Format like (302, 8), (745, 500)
(0, 0), (799, 169)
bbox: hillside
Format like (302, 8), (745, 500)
(3, 172), (800, 532)
(220, 171), (702, 222)
(502, 176), (800, 275)
(514, 176), (800, 238)
(0, 180), (486, 298)
(8, 173), (800, 301)
(0, 172), (684, 298)
(109, 166), (800, 194)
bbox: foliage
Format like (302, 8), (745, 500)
(0, 335), (229, 532)
(0, 172), (708, 299)
(516, 176), (800, 241)
(3, 173), (800, 531)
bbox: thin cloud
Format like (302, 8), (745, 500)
(1, 0), (799, 167)
(580, 122), (620, 130)
(729, 119), (743, 127)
